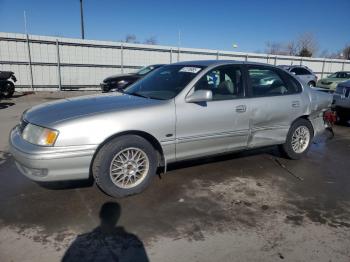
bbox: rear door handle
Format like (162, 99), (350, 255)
(236, 105), (246, 113)
(291, 101), (300, 108)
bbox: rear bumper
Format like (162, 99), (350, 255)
(100, 83), (111, 92)
(333, 94), (350, 109)
(9, 126), (97, 182)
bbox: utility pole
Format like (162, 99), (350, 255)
(80, 0), (85, 39)
(24, 11), (34, 91)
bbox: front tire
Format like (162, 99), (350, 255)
(92, 135), (158, 197)
(280, 119), (314, 160)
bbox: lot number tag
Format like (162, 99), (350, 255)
(179, 67), (201, 73)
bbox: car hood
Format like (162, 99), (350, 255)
(103, 73), (140, 83)
(24, 93), (165, 127)
(319, 77), (349, 83)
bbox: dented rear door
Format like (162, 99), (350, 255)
(246, 65), (302, 148)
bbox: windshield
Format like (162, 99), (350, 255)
(124, 65), (205, 100)
(136, 65), (157, 76)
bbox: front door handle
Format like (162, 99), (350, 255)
(291, 101), (300, 108)
(236, 105), (246, 113)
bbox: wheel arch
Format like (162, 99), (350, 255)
(89, 130), (165, 178)
(308, 80), (316, 86)
(290, 115), (315, 135)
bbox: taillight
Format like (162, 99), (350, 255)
(323, 110), (336, 125)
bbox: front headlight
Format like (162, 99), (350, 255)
(22, 123), (59, 146)
(118, 80), (128, 86)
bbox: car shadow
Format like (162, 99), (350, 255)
(0, 151), (12, 167)
(0, 102), (15, 109)
(166, 145), (281, 172)
(336, 121), (350, 127)
(62, 201), (149, 262)
(37, 178), (94, 190)
(11, 92), (29, 98)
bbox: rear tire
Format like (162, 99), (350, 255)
(280, 118), (314, 160)
(92, 135), (158, 198)
(3, 81), (15, 98)
(308, 81), (315, 88)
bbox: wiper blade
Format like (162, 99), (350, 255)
(126, 92), (150, 99)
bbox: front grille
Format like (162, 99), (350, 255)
(18, 119), (28, 134)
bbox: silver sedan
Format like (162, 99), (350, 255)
(9, 60), (332, 197)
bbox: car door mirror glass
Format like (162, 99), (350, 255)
(186, 90), (213, 103)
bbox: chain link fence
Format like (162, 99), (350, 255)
(1, 32), (349, 91)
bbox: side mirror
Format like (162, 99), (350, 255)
(186, 90), (213, 103)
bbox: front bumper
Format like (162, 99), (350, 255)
(100, 82), (111, 92)
(317, 82), (337, 91)
(9, 126), (97, 182)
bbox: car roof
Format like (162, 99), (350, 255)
(277, 65), (310, 69)
(170, 60), (269, 67)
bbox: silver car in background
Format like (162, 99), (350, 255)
(278, 65), (318, 87)
(9, 60), (332, 197)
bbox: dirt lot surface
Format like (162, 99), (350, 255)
(0, 92), (350, 262)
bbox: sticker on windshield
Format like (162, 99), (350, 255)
(179, 67), (201, 73)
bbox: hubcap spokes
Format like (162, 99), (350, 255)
(109, 148), (149, 189)
(291, 126), (310, 153)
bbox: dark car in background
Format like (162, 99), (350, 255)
(0, 71), (16, 98)
(333, 80), (350, 123)
(278, 65), (317, 87)
(100, 64), (165, 92)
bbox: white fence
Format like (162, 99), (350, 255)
(0, 32), (350, 91)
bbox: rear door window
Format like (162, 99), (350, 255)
(291, 67), (311, 75)
(248, 66), (301, 97)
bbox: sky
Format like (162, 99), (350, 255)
(0, 0), (349, 55)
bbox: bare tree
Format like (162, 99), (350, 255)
(296, 32), (318, 57)
(285, 41), (298, 56)
(144, 36), (157, 45)
(321, 50), (337, 58)
(342, 45), (350, 60)
(124, 34), (139, 43)
(265, 41), (285, 55)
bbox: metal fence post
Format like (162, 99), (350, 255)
(170, 48), (173, 63)
(342, 61), (345, 71)
(245, 54), (249, 62)
(321, 59), (326, 78)
(56, 39), (62, 91)
(121, 43), (124, 73)
(274, 56), (277, 66)
(177, 47), (180, 62)
(26, 34), (34, 91)
(299, 57), (303, 65)
(216, 50), (219, 60)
